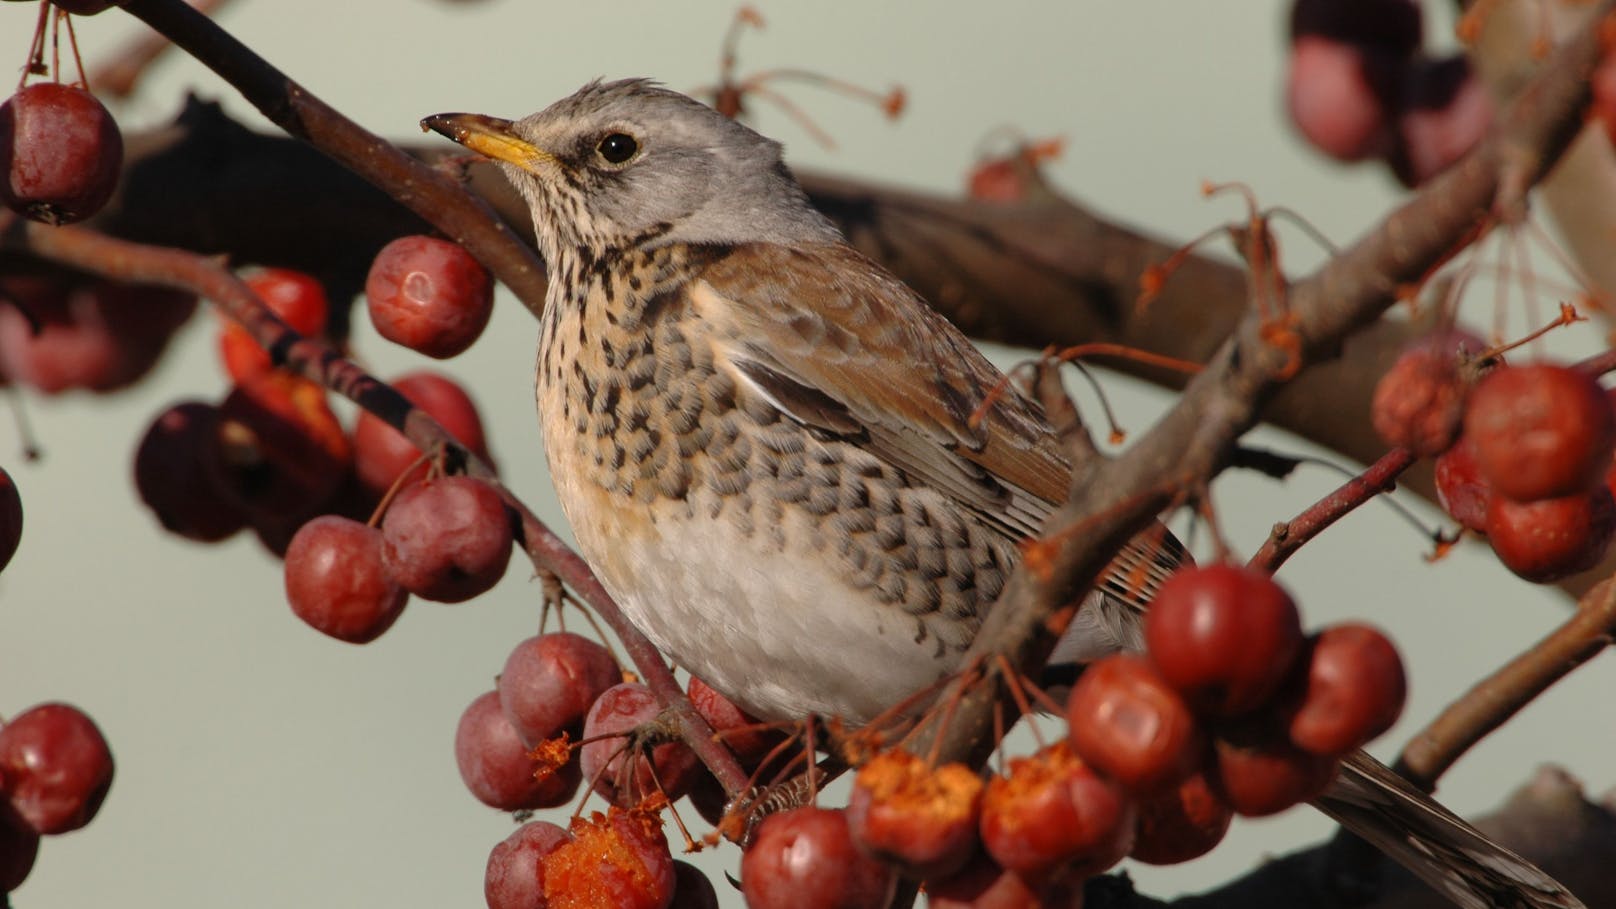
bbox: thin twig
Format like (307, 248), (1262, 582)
(1248, 447), (1420, 574)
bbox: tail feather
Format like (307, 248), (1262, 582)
(1316, 752), (1585, 909)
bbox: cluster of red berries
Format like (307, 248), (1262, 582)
(1285, 0), (1492, 186)
(0, 702), (115, 894)
(729, 565), (1405, 908)
(1372, 333), (1616, 582)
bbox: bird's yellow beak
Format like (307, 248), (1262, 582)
(420, 113), (558, 171)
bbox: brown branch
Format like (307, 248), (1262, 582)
(0, 214), (752, 799)
(1396, 573), (1616, 792)
(915, 0), (1614, 765)
(114, 0), (550, 316)
(1248, 446), (1420, 574)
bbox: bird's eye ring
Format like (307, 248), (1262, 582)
(596, 132), (639, 165)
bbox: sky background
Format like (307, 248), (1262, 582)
(1, 1), (1611, 907)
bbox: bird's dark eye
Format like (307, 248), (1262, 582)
(596, 132), (639, 165)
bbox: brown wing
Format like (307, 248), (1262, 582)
(688, 241), (1180, 607)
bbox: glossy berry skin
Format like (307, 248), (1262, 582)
(352, 371), (493, 497)
(1435, 434), (1490, 533)
(499, 632), (620, 747)
(0, 467), (20, 574)
(579, 683), (700, 806)
(218, 269), (330, 382)
(979, 742), (1135, 881)
(1466, 364), (1616, 503)
(1486, 488), (1616, 583)
(365, 236), (493, 359)
(1287, 625), (1407, 756)
(484, 820), (570, 909)
(454, 691), (579, 811)
(0, 83), (123, 225)
(380, 476), (511, 603)
(283, 516), (409, 644)
(740, 807), (895, 909)
(1129, 771), (1232, 866)
(1143, 566), (1304, 717)
(0, 702), (114, 835)
(1066, 655), (1203, 795)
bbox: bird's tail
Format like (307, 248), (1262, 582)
(1316, 751), (1584, 909)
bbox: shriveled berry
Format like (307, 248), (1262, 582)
(1467, 364), (1615, 503)
(1144, 565), (1303, 717)
(0, 83), (122, 224)
(1486, 488), (1616, 583)
(283, 516), (408, 643)
(0, 702), (114, 835)
(380, 476), (511, 603)
(499, 632), (620, 747)
(454, 690), (579, 811)
(1371, 334), (1480, 456)
(1065, 654), (1204, 794)
(741, 807), (895, 909)
(366, 236), (493, 359)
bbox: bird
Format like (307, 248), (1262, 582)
(423, 78), (1581, 909)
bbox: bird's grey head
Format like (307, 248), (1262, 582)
(424, 79), (841, 265)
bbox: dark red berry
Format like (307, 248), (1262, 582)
(1467, 364), (1616, 503)
(1065, 654), (1204, 794)
(0, 467), (20, 574)
(1211, 728), (1337, 818)
(1486, 488), (1616, 583)
(134, 401), (246, 543)
(353, 371), (493, 497)
(0, 83), (122, 225)
(499, 632), (621, 747)
(1435, 433), (1491, 533)
(0, 804), (37, 893)
(579, 683), (700, 806)
(208, 372), (352, 520)
(283, 516), (408, 643)
(454, 691), (579, 811)
(0, 702), (114, 835)
(1129, 771), (1232, 865)
(380, 476), (511, 602)
(484, 820), (570, 909)
(1371, 335), (1479, 456)
(741, 807), (895, 909)
(1287, 625), (1407, 756)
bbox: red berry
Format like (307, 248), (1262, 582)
(741, 807), (895, 909)
(218, 269), (330, 382)
(380, 476), (511, 602)
(134, 401), (246, 543)
(686, 676), (779, 767)
(0, 702), (114, 835)
(0, 467), (20, 574)
(353, 371), (493, 497)
(1211, 728), (1337, 818)
(1144, 566), (1304, 717)
(1371, 334), (1480, 456)
(1486, 488), (1616, 583)
(454, 691), (579, 811)
(0, 804), (37, 893)
(498, 632), (621, 747)
(208, 372), (352, 520)
(1287, 625), (1407, 756)
(283, 516), (409, 643)
(544, 809), (677, 909)
(484, 820), (570, 909)
(365, 236), (493, 359)
(1129, 771), (1232, 865)
(0, 281), (192, 393)
(979, 742), (1135, 881)
(0, 83), (122, 225)
(845, 750), (983, 880)
(669, 861), (720, 909)
(927, 854), (1084, 909)
(1394, 55), (1494, 187)
(1467, 364), (1615, 503)
(1065, 654), (1203, 795)
(1435, 433), (1491, 533)
(579, 683), (700, 806)
(1286, 36), (1399, 162)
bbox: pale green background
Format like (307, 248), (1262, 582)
(0, 2), (1608, 907)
